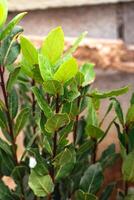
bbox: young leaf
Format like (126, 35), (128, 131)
(0, 12), (27, 40)
(14, 107), (30, 137)
(0, 0), (8, 27)
(32, 86), (52, 118)
(75, 189), (98, 200)
(53, 57), (78, 83)
(45, 113), (70, 133)
(122, 151), (134, 182)
(6, 67), (20, 92)
(65, 31), (87, 56)
(80, 163), (104, 194)
(80, 63), (95, 86)
(29, 170), (54, 197)
(38, 53), (52, 81)
(20, 36), (38, 66)
(42, 26), (64, 65)
(8, 88), (18, 119)
(89, 86), (129, 99)
(43, 79), (63, 95)
(111, 98), (124, 126)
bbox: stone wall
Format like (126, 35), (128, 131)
(8, 2), (134, 44)
(8, 0), (133, 11)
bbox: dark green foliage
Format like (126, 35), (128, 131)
(0, 2), (133, 200)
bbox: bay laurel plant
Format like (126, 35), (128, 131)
(111, 95), (134, 200)
(0, 2), (132, 200)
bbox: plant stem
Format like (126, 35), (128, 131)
(0, 65), (18, 164)
(92, 139), (97, 164)
(73, 96), (81, 145)
(31, 79), (36, 135)
(124, 125), (129, 196)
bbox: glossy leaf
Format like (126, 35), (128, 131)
(42, 26), (64, 65)
(43, 79), (63, 95)
(38, 53), (52, 81)
(20, 36), (38, 66)
(53, 57), (78, 83)
(45, 113), (70, 133)
(0, 0), (8, 27)
(80, 163), (103, 194)
(54, 148), (76, 181)
(6, 67), (20, 92)
(8, 88), (18, 119)
(32, 86), (52, 118)
(14, 107), (30, 137)
(80, 63), (95, 86)
(0, 12), (27, 40)
(29, 170), (54, 197)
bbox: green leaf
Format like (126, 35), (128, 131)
(43, 136), (52, 155)
(43, 79), (63, 95)
(80, 163), (104, 194)
(38, 53), (52, 81)
(86, 125), (104, 140)
(0, 12), (27, 40)
(126, 105), (134, 127)
(100, 144), (117, 169)
(111, 98), (124, 126)
(32, 86), (52, 118)
(0, 149), (15, 176)
(0, 0), (8, 27)
(130, 93), (134, 105)
(89, 86), (129, 99)
(42, 26), (64, 65)
(0, 137), (12, 156)
(75, 189), (98, 200)
(86, 98), (98, 127)
(100, 182), (116, 200)
(75, 72), (84, 86)
(20, 36), (38, 66)
(45, 113), (70, 133)
(14, 107), (30, 137)
(65, 31), (87, 56)
(0, 108), (7, 129)
(0, 180), (16, 200)
(29, 170), (54, 197)
(124, 195), (134, 200)
(53, 57), (78, 83)
(80, 63), (95, 86)
(122, 151), (134, 182)
(6, 67), (20, 92)
(8, 88), (18, 119)
(54, 148), (76, 181)
(0, 26), (23, 66)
